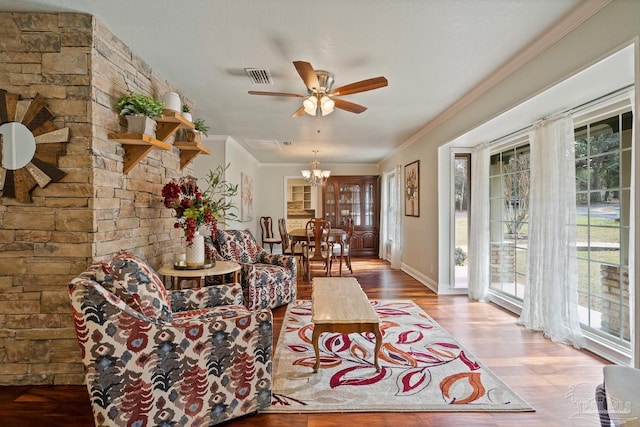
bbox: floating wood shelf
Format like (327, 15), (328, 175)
(155, 111), (194, 142)
(173, 141), (211, 169)
(108, 132), (172, 174)
(109, 112), (195, 174)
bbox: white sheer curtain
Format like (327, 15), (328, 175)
(390, 164), (403, 269)
(468, 145), (490, 301)
(517, 114), (584, 348)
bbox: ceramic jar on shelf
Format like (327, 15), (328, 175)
(162, 91), (181, 113)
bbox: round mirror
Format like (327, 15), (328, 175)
(0, 122), (36, 170)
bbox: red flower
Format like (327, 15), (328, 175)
(161, 167), (239, 244)
(162, 176), (213, 245)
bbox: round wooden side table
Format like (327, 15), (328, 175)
(157, 260), (240, 290)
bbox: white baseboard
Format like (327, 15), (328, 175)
(401, 263), (438, 294)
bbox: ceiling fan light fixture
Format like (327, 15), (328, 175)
(248, 61), (387, 117)
(303, 96), (317, 115)
(320, 96), (335, 115)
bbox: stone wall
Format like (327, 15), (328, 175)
(90, 18), (186, 267)
(0, 12), (192, 385)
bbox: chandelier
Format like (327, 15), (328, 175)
(301, 150), (331, 186)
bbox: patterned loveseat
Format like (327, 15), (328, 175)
(68, 250), (272, 427)
(208, 229), (297, 310)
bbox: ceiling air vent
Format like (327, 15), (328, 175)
(244, 139), (281, 150)
(244, 68), (273, 85)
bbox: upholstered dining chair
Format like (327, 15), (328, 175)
(330, 217), (354, 274)
(212, 228), (297, 310)
(259, 216), (282, 253)
(302, 218), (332, 280)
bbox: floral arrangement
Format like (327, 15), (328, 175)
(162, 165), (238, 245)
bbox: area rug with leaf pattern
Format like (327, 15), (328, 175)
(264, 299), (534, 413)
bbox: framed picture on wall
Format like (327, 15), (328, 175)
(241, 172), (254, 222)
(405, 160), (419, 217)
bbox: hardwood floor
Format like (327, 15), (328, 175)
(0, 259), (609, 426)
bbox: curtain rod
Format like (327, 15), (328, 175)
(480, 84), (634, 149)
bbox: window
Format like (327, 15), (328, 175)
(453, 153), (471, 288)
(574, 109), (632, 349)
(487, 100), (633, 355)
(489, 143), (530, 301)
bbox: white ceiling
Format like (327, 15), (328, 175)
(1, 0), (587, 164)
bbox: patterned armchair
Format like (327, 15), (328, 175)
(68, 250), (272, 427)
(210, 229), (297, 310)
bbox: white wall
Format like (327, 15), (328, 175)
(378, 144), (439, 290)
(223, 137), (261, 236)
(192, 136), (260, 237)
(192, 137), (225, 175)
(378, 0), (640, 295)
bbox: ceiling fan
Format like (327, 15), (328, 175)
(248, 61), (388, 117)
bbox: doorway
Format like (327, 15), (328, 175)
(380, 167), (401, 266)
(453, 153), (471, 288)
(283, 176), (318, 233)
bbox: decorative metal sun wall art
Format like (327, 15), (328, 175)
(0, 90), (69, 203)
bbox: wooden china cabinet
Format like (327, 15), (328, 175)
(322, 175), (380, 257)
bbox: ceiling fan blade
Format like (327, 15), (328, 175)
(331, 76), (388, 96)
(248, 91), (304, 98)
(291, 106), (306, 117)
(334, 98), (367, 114)
(293, 61), (320, 92)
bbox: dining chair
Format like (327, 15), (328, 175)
(302, 218), (332, 280)
(260, 216), (282, 253)
(330, 217), (354, 274)
(278, 218), (304, 258)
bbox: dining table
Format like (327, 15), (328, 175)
(288, 227), (348, 277)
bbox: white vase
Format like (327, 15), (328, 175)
(162, 91), (181, 113)
(182, 111), (192, 122)
(185, 230), (205, 267)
